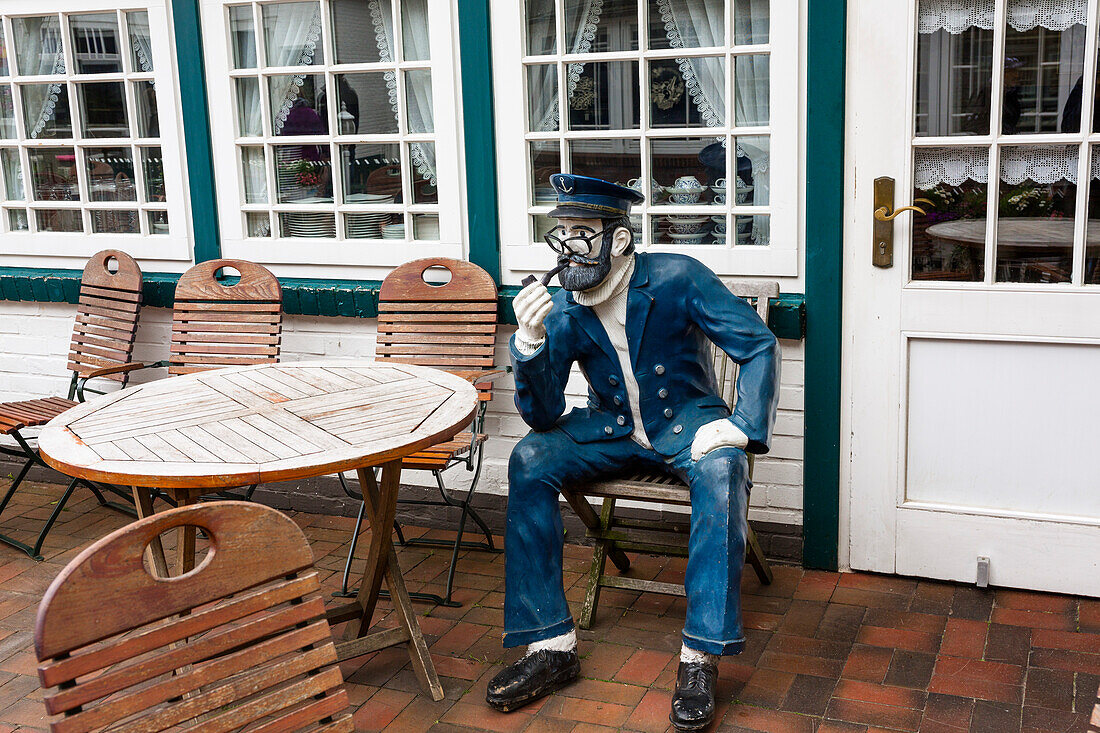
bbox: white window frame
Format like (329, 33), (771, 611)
(202, 0), (465, 279)
(491, 0), (800, 284)
(0, 0), (192, 268)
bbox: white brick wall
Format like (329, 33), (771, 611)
(0, 300), (805, 525)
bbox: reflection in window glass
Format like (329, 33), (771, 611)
(567, 0), (637, 52)
(527, 64), (558, 132)
(127, 11), (154, 71)
(1004, 24), (1086, 134)
(734, 54), (769, 126)
(28, 147), (78, 201)
(651, 136), (722, 190)
(246, 211), (269, 237)
(915, 22), (993, 136)
(229, 5), (257, 68)
(275, 144), (332, 203)
(69, 13), (122, 74)
(84, 147), (136, 201)
(12, 16), (65, 76)
(412, 213), (439, 240)
(569, 138), (640, 188)
(1087, 146), (1100, 284)
(236, 77), (261, 136)
(262, 2), (323, 67)
(734, 0), (768, 44)
(569, 60), (639, 130)
(148, 209), (169, 234)
(0, 30), (7, 76)
(995, 145), (1075, 283)
(133, 81), (159, 137)
(526, 0), (556, 55)
(650, 58), (722, 129)
(336, 74), (394, 134)
(410, 142), (437, 203)
(241, 145), (267, 203)
(22, 84), (72, 139)
(401, 0), (430, 60)
(269, 74), (327, 136)
(648, 0), (724, 49)
(280, 211), (334, 237)
(332, 0), (389, 63)
(78, 82), (129, 138)
(1, 148), (22, 200)
(735, 136), (768, 205)
(340, 142), (400, 203)
(8, 209), (28, 231)
(911, 147), (987, 282)
(405, 69), (433, 133)
(0, 86), (14, 139)
(36, 209), (82, 232)
(91, 209), (139, 233)
(141, 146), (165, 201)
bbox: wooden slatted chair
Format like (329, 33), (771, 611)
(0, 250), (143, 559)
(335, 257), (500, 607)
(35, 501), (353, 733)
(562, 280), (779, 630)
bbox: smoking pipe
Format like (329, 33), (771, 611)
(520, 261), (570, 288)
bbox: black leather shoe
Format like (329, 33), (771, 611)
(670, 660), (718, 731)
(485, 649), (580, 712)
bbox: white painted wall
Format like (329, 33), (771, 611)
(0, 299), (805, 526)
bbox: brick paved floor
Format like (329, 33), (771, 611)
(0, 477), (1098, 732)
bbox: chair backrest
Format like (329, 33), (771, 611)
(170, 259), (283, 376)
(712, 280), (780, 408)
(376, 257), (499, 373)
(68, 250), (144, 384)
(35, 502), (352, 733)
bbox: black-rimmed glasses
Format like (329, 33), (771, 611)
(543, 226), (610, 258)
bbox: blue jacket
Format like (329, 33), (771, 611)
(509, 253), (781, 456)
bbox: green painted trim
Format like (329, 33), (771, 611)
(0, 268), (805, 339)
(802, 0), (846, 571)
(170, 0), (221, 263)
(457, 0), (502, 284)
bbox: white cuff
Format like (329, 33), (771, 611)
(513, 333), (545, 355)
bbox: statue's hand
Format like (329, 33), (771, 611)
(690, 419), (749, 461)
(514, 279), (553, 344)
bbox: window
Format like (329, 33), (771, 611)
(0, 3), (191, 264)
(492, 0), (799, 282)
(205, 0), (462, 275)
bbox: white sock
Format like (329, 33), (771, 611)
(680, 643), (719, 665)
(526, 629), (577, 656)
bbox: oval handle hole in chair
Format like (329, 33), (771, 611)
(422, 264), (453, 286)
(105, 255), (119, 274)
(214, 265), (242, 282)
(143, 524), (213, 580)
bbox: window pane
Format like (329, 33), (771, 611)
(410, 142), (436, 203)
(381, 217), (404, 239)
(262, 2), (323, 67)
(345, 211), (395, 238)
(229, 5), (257, 69)
(8, 209), (28, 231)
(654, 214), (711, 245)
(0, 86), (14, 139)
(530, 140), (560, 205)
(78, 82), (129, 138)
(1087, 146), (1100, 283)
(412, 213), (438, 240)
(916, 17), (993, 136)
(335, 73), (395, 134)
(148, 209), (168, 234)
(912, 146), (988, 282)
(127, 11), (153, 71)
(566, 0), (637, 52)
(28, 147), (78, 200)
(269, 74), (328, 136)
(1003, 24), (1086, 134)
(133, 81), (159, 137)
(246, 211), (270, 236)
(274, 144), (332, 202)
(141, 146), (165, 201)
(734, 135), (768, 205)
(734, 0), (768, 44)
(649, 0), (724, 49)
(241, 145), (267, 203)
(567, 60), (639, 130)
(12, 16), (65, 76)
(36, 209), (82, 232)
(405, 69), (433, 132)
(69, 13), (122, 74)
(1, 149), (23, 200)
(85, 147), (136, 201)
(650, 57), (724, 129)
(236, 77), (261, 136)
(735, 213), (768, 245)
(332, 0), (390, 64)
(22, 84), (72, 139)
(91, 209), (139, 233)
(651, 136), (723, 190)
(0, 30), (8, 76)
(527, 64), (558, 132)
(734, 54), (769, 126)
(401, 0), (430, 61)
(341, 142), (400, 202)
(568, 138), (640, 189)
(526, 0), (556, 55)
(995, 145), (1075, 282)
(280, 211), (335, 237)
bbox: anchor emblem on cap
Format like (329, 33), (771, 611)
(552, 175), (574, 194)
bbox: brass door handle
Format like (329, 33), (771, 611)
(874, 198), (935, 222)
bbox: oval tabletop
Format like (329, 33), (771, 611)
(38, 361), (479, 490)
(926, 218), (1100, 247)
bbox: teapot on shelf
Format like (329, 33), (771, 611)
(672, 175), (705, 191)
(627, 177), (663, 201)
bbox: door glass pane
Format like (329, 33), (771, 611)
(915, 5), (994, 136)
(69, 13), (122, 74)
(84, 147), (136, 201)
(995, 145), (1075, 283)
(1003, 21), (1086, 134)
(648, 0), (725, 49)
(912, 146), (988, 281)
(1086, 146), (1100, 283)
(567, 0), (637, 53)
(127, 11), (153, 71)
(12, 16), (65, 76)
(262, 2), (323, 67)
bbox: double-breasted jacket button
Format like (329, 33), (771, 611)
(604, 426), (614, 435)
(654, 364), (666, 375)
(613, 395), (623, 406)
(658, 388), (669, 399)
(616, 415), (627, 426)
(608, 375), (619, 386)
(672, 424), (683, 434)
(663, 408), (673, 419)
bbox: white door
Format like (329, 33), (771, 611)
(844, 0), (1100, 596)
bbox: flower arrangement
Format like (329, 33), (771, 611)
(919, 181), (1058, 222)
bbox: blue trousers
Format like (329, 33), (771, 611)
(504, 428), (751, 656)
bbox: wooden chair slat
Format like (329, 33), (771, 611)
(379, 312), (497, 324)
(172, 344), (280, 356)
(79, 283), (142, 303)
(377, 343), (496, 357)
(36, 503), (349, 733)
(173, 311), (282, 324)
(170, 354), (280, 365)
(74, 311), (138, 334)
(174, 300), (282, 312)
(378, 301), (497, 313)
(171, 332), (280, 345)
(68, 341), (132, 363)
(378, 322), (497, 334)
(77, 294), (140, 318)
(69, 330), (136, 354)
(379, 332), (497, 346)
(380, 355), (496, 368)
(172, 321), (281, 334)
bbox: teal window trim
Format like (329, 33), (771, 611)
(802, 0), (846, 570)
(171, 0), (221, 263)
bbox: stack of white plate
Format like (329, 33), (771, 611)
(415, 218), (440, 239)
(346, 193), (393, 204)
(346, 212), (392, 238)
(284, 212), (335, 238)
(382, 222), (405, 239)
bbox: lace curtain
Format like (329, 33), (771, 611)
(267, 3), (324, 135)
(12, 17), (66, 139)
(918, 0), (1087, 34)
(914, 146), (1089, 188)
(528, 0), (604, 132)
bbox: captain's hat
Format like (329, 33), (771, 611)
(548, 174), (645, 219)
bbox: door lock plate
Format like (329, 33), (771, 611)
(873, 176), (894, 268)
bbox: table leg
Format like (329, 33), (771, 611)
(132, 486), (169, 578)
(171, 490), (199, 576)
